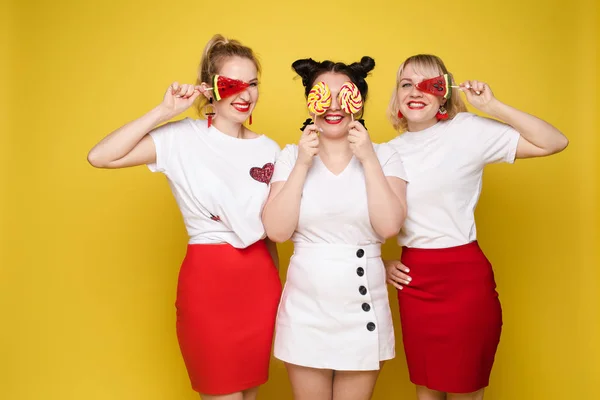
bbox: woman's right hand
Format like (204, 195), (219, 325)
(385, 259), (412, 290)
(297, 123), (320, 167)
(159, 82), (202, 119)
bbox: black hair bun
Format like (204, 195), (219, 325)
(348, 56), (375, 79)
(292, 56), (375, 103)
(292, 58), (319, 88)
(360, 56), (376, 74)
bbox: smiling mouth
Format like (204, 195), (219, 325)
(407, 102), (426, 110)
(232, 103), (251, 113)
(323, 115), (343, 124)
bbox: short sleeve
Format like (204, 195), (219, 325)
(375, 143), (408, 182)
(266, 139), (282, 165)
(147, 122), (176, 173)
(271, 144), (298, 183)
(460, 113), (520, 165)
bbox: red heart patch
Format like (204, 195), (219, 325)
(250, 163), (274, 184)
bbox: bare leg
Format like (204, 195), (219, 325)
(416, 385), (446, 400)
(447, 389), (484, 400)
(286, 363), (334, 400)
(242, 386), (259, 400)
(198, 385), (262, 400)
(199, 392), (243, 400)
(332, 368), (381, 400)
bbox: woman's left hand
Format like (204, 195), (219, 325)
(348, 121), (376, 163)
(460, 80), (497, 113)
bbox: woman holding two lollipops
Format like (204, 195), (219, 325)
(261, 56), (408, 400)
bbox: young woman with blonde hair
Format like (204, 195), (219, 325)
(385, 54), (568, 400)
(88, 34), (282, 400)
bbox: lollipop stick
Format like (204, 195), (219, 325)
(456, 85), (481, 95)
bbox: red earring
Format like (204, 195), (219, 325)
(249, 114), (253, 125)
(201, 97), (216, 128)
(436, 106), (449, 120)
(397, 110), (403, 119)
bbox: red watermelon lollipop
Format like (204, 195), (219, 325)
(212, 75), (250, 101)
(416, 74), (454, 100)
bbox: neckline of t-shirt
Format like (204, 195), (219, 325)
(399, 120), (448, 141)
(189, 118), (266, 143)
(315, 154), (357, 178)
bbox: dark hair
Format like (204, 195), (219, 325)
(292, 56), (375, 101)
(292, 56), (375, 130)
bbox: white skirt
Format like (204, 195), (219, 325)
(274, 243), (395, 371)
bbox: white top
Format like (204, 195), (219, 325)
(148, 118), (281, 248)
(271, 143), (408, 245)
(388, 112), (520, 249)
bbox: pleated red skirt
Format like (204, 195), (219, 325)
(176, 241), (282, 395)
(398, 241), (502, 393)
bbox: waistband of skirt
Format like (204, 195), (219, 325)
(293, 242), (381, 258)
(185, 240), (266, 256)
(401, 240), (486, 264)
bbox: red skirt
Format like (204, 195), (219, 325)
(176, 241), (282, 395)
(398, 241), (502, 393)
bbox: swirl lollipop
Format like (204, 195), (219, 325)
(338, 81), (363, 119)
(307, 81), (332, 117)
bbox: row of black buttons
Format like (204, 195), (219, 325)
(356, 248), (375, 332)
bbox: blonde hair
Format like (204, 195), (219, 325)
(387, 54), (467, 132)
(195, 34), (261, 114)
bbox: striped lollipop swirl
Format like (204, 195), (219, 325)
(338, 81), (363, 115)
(307, 82), (332, 115)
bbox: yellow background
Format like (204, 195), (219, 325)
(2, 0), (598, 399)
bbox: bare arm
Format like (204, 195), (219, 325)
(363, 157), (407, 239)
(348, 121), (407, 239)
(262, 126), (319, 243)
(262, 164), (310, 243)
(87, 83), (201, 169)
(461, 80), (568, 159)
(488, 100), (568, 159)
(87, 106), (166, 168)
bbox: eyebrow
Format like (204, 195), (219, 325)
(249, 78), (259, 83)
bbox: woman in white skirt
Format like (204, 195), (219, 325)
(262, 56), (408, 400)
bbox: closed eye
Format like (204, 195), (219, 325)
(401, 83), (412, 88)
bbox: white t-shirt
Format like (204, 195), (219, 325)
(388, 112), (520, 249)
(271, 143), (408, 245)
(148, 118), (281, 248)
